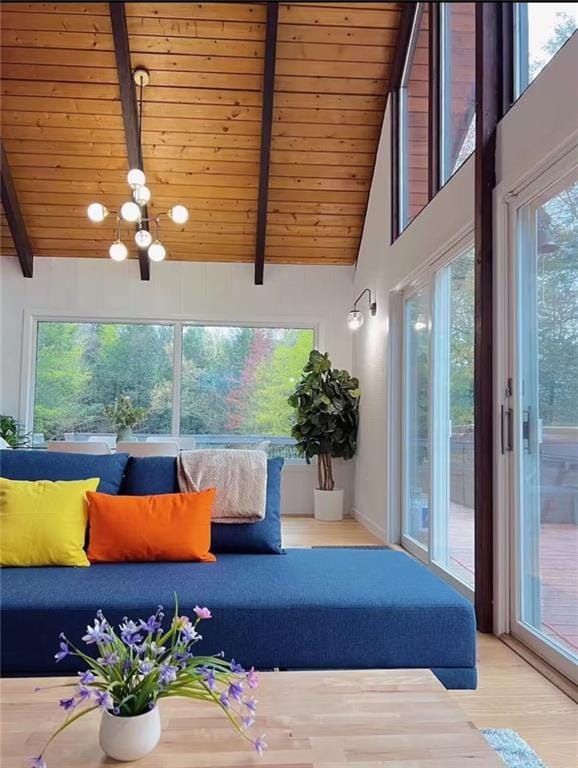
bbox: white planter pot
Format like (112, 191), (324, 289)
(314, 488), (344, 522)
(99, 705), (161, 762)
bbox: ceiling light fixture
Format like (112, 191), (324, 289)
(86, 68), (188, 264)
(347, 288), (377, 331)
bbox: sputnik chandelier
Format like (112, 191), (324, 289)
(86, 68), (188, 263)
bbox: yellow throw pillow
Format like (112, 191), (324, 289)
(0, 477), (99, 567)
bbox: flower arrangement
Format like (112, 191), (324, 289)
(30, 600), (265, 767)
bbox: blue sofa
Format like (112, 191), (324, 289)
(0, 450), (477, 689)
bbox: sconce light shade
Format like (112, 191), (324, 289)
(347, 288), (376, 331)
(347, 310), (365, 331)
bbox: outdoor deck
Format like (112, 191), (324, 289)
(449, 505), (578, 656)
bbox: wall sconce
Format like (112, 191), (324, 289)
(347, 288), (377, 331)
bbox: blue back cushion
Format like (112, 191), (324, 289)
(0, 449), (129, 495)
(120, 456), (284, 554)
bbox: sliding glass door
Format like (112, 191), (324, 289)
(401, 243), (475, 593)
(403, 286), (431, 554)
(510, 168), (578, 676)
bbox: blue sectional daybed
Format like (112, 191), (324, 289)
(0, 450), (477, 689)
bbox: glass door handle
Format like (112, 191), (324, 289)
(501, 405), (513, 453)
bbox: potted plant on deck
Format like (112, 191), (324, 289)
(104, 395), (146, 443)
(0, 414), (30, 448)
(289, 350), (360, 521)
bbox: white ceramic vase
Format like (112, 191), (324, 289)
(314, 488), (344, 521)
(99, 706), (161, 762)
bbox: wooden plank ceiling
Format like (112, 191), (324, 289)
(0, 2), (402, 269)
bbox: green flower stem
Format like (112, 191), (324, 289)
(37, 705), (99, 760)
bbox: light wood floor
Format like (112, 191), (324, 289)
(282, 516), (578, 768)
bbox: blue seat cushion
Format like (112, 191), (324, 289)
(0, 449), (129, 495)
(0, 550), (476, 689)
(120, 456), (284, 555)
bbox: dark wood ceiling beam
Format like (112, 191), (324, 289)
(1, 140), (33, 278)
(109, 1), (150, 281)
(254, 1), (279, 286)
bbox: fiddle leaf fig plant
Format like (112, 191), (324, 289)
(288, 350), (360, 491)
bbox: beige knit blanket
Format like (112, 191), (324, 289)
(177, 449), (267, 523)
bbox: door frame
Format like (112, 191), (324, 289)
(503, 147), (578, 682)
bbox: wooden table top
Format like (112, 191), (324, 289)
(1, 669), (502, 767)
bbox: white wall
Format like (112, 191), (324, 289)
(0, 256), (355, 516)
(350, 33), (578, 544)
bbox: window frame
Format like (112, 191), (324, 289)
(504, 150), (578, 680)
(24, 314), (318, 454)
(396, 229), (476, 600)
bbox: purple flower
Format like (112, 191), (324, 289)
(98, 650), (119, 667)
(77, 686), (91, 703)
(94, 690), (113, 711)
(138, 660), (155, 676)
(59, 696), (76, 711)
(246, 667), (259, 689)
(242, 715), (255, 730)
(219, 692), (230, 710)
(78, 670), (95, 685)
(229, 682), (244, 702)
(159, 663), (178, 686)
(29, 756), (46, 768)
(245, 697), (257, 714)
(201, 668), (216, 691)
(139, 614), (162, 634)
(120, 620), (143, 648)
(54, 640), (70, 663)
(231, 659), (245, 674)
(181, 622), (201, 643)
(82, 618), (112, 645)
(254, 736), (267, 755)
(175, 650), (193, 663)
(194, 606), (212, 620)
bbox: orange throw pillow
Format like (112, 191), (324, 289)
(86, 490), (216, 563)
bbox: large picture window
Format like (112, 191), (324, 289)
(31, 321), (314, 458)
(514, 3), (577, 99)
(398, 4), (430, 232)
(33, 322), (174, 439)
(440, 2), (476, 184)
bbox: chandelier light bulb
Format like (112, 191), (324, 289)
(134, 229), (152, 248)
(168, 205), (189, 225)
(148, 240), (166, 262)
(109, 240), (128, 262)
(347, 310), (364, 331)
(87, 203), (108, 223)
(127, 168), (146, 188)
(120, 201), (141, 223)
(134, 185), (151, 206)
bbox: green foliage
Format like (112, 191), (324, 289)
(239, 330), (314, 435)
(34, 323), (90, 439)
(288, 350), (359, 490)
(32, 323), (314, 443)
(103, 395), (147, 430)
(0, 414), (30, 448)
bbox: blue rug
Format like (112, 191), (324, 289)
(482, 729), (547, 767)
